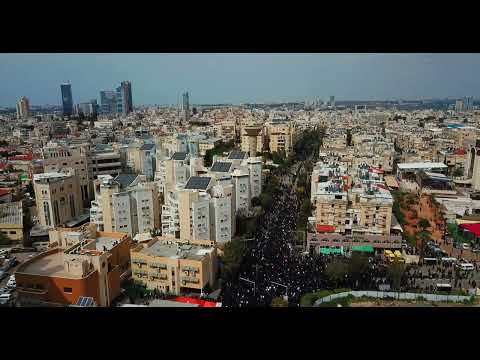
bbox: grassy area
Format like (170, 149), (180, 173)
(300, 288), (352, 307)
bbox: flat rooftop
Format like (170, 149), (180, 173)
(397, 162), (448, 170)
(0, 201), (22, 226)
(140, 241), (214, 261)
(19, 251), (83, 279)
(33, 172), (70, 182)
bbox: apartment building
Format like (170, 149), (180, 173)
(241, 125), (264, 156)
(90, 174), (160, 237)
(126, 142), (156, 179)
(311, 161), (394, 238)
(91, 144), (123, 178)
(15, 229), (132, 306)
(130, 238), (217, 295)
(33, 170), (84, 229)
(266, 121), (296, 155)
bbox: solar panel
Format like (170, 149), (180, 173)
(210, 162), (232, 173)
(228, 151), (247, 160)
(76, 296), (94, 307)
(140, 143), (155, 151)
(171, 152), (188, 161)
(184, 176), (211, 190)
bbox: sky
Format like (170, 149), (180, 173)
(0, 53), (479, 106)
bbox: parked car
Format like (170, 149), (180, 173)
(462, 243), (471, 250)
(0, 293), (11, 305)
(0, 271), (8, 281)
(0, 287), (10, 294)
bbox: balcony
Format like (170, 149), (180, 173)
(150, 263), (167, 270)
(181, 276), (200, 284)
(132, 259), (147, 265)
(133, 270), (148, 277)
(181, 266), (199, 272)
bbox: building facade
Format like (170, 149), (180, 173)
(60, 83), (74, 116)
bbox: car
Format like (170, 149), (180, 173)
(472, 248), (480, 253)
(0, 272), (8, 281)
(0, 293), (11, 305)
(0, 287), (11, 294)
(462, 243), (471, 250)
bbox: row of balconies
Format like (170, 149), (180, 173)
(181, 276), (200, 284)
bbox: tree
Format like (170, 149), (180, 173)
(388, 261), (406, 290)
(348, 252), (370, 287)
(326, 260), (347, 288)
(271, 297), (288, 307)
(251, 196), (261, 208)
(418, 218), (430, 231)
(453, 167), (464, 177)
(222, 239), (246, 278)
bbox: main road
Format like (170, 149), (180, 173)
(221, 156), (326, 307)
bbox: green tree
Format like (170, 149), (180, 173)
(222, 239), (246, 278)
(418, 218), (430, 231)
(453, 167), (464, 177)
(348, 252), (369, 285)
(388, 261), (406, 290)
(271, 297), (288, 307)
(326, 260), (347, 288)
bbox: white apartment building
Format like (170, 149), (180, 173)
(90, 174), (160, 237)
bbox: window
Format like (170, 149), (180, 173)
(63, 287), (73, 294)
(102, 262), (106, 268)
(9, 231), (16, 234)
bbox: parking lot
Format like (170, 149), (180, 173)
(0, 251), (37, 304)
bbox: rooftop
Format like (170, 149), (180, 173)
(140, 143), (156, 151)
(139, 240), (214, 261)
(228, 150), (247, 160)
(184, 176), (211, 190)
(33, 172), (70, 182)
(397, 162), (448, 170)
(210, 162), (232, 173)
(114, 173), (137, 188)
(0, 201), (22, 226)
(19, 250), (83, 279)
(171, 152), (188, 161)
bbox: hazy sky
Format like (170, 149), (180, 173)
(1, 53), (479, 106)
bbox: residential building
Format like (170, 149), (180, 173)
(130, 238), (217, 295)
(90, 174), (160, 237)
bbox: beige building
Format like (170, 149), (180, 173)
(266, 122), (296, 155)
(42, 143), (92, 207)
(241, 125), (264, 155)
(33, 170), (83, 229)
(0, 201), (23, 243)
(130, 238), (217, 295)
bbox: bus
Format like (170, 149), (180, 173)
(456, 263), (475, 271)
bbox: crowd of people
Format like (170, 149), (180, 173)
(221, 171), (327, 307)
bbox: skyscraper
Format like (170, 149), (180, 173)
(60, 82), (74, 116)
(116, 81), (133, 115)
(182, 92), (190, 121)
(455, 99), (465, 112)
(329, 96), (335, 107)
(100, 91), (117, 114)
(16, 96), (30, 119)
(464, 96), (474, 111)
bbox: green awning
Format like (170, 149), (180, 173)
(320, 247), (344, 255)
(351, 245), (374, 253)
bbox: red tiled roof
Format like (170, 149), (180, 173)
(459, 223), (480, 237)
(9, 153), (33, 161)
(316, 225), (336, 233)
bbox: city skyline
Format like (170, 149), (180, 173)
(1, 54), (480, 107)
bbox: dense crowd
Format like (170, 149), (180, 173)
(221, 179), (327, 307)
